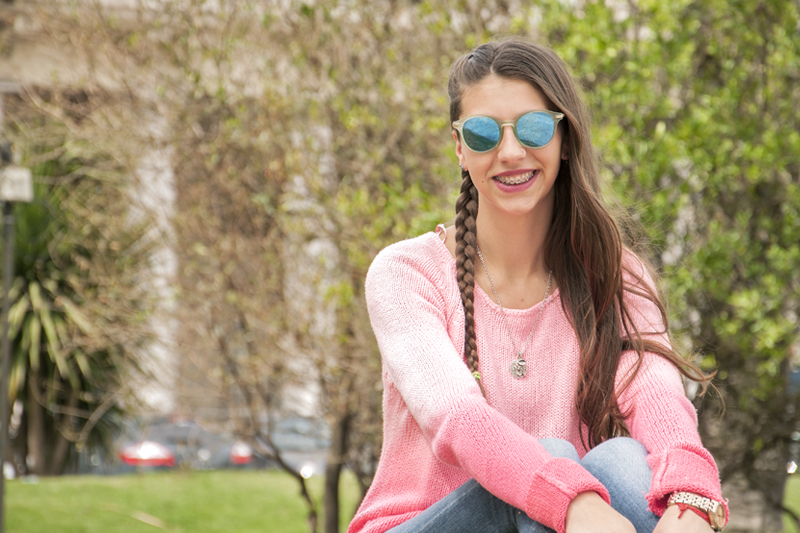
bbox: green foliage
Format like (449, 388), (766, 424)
(8, 191), (95, 396)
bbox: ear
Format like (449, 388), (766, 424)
(453, 130), (468, 171)
(560, 138), (569, 161)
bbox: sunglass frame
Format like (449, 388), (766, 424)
(452, 110), (565, 153)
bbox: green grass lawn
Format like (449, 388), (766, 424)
(6, 469), (800, 533)
(785, 475), (800, 533)
(5, 469), (361, 533)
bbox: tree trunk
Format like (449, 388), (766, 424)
(26, 371), (46, 476)
(49, 430), (70, 475)
(49, 389), (78, 475)
(324, 412), (352, 533)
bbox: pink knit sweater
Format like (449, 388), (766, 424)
(348, 232), (725, 533)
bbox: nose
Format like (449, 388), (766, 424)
(496, 124), (526, 162)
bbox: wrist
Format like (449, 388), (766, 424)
(667, 492), (726, 531)
(674, 502), (712, 525)
(565, 492), (605, 528)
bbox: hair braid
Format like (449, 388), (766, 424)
(455, 171), (485, 396)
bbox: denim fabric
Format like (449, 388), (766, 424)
(386, 437), (659, 533)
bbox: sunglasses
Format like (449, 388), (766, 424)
(452, 110), (565, 153)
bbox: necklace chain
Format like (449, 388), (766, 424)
(476, 246), (552, 378)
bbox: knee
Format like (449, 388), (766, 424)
(579, 438), (658, 532)
(580, 437), (651, 488)
(582, 437), (647, 468)
(539, 438), (580, 462)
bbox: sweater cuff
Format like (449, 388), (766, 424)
(646, 447), (729, 521)
(524, 457), (611, 533)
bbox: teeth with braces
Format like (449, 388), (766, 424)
(495, 170), (534, 185)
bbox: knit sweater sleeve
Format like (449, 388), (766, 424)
(615, 256), (728, 520)
(365, 238), (610, 533)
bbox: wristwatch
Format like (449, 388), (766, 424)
(667, 491), (727, 531)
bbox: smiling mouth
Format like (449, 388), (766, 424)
(494, 170), (535, 185)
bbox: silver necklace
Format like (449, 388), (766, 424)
(476, 246), (552, 379)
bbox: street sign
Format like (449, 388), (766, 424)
(0, 165), (33, 203)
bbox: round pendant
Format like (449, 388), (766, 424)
(510, 358), (527, 379)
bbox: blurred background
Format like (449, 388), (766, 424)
(0, 0), (798, 532)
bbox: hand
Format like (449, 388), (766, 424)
(565, 491), (635, 533)
(653, 504), (714, 533)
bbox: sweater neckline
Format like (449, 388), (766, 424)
(428, 231), (561, 315)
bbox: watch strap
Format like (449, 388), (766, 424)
(667, 492), (725, 531)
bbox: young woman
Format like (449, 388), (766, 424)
(348, 39), (728, 533)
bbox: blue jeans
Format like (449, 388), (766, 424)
(387, 437), (659, 533)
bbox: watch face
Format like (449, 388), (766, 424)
(710, 504), (726, 528)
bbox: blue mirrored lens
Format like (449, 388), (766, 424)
(463, 117), (500, 152)
(517, 112), (555, 148)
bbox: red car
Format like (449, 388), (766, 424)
(119, 440), (177, 468)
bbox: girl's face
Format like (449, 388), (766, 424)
(453, 75), (567, 223)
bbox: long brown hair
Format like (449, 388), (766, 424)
(449, 39), (712, 449)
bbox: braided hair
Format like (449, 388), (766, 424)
(454, 169), (484, 396)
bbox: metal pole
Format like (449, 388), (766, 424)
(0, 86), (8, 533)
(0, 85), (9, 533)
(0, 200), (13, 533)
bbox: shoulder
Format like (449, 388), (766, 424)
(367, 232), (453, 286)
(365, 232), (456, 306)
(619, 248), (670, 342)
(365, 231), (460, 329)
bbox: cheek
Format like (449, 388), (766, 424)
(543, 144), (565, 169)
(467, 156), (494, 179)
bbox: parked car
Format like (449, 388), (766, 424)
(111, 417), (269, 472)
(79, 414), (330, 475)
(119, 440), (176, 468)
